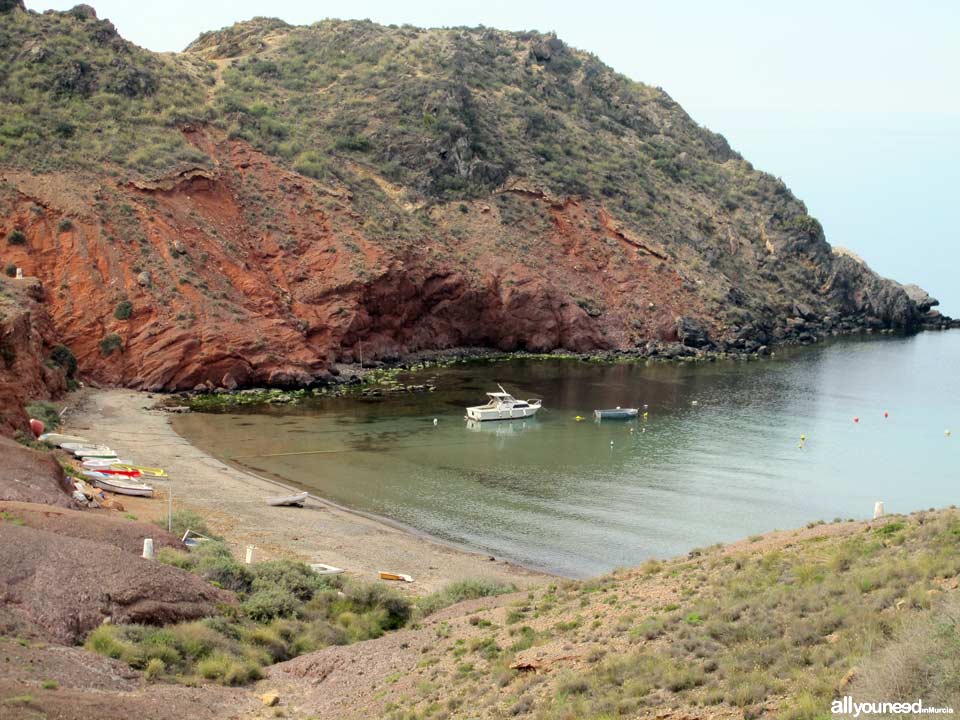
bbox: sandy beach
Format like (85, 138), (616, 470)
(63, 389), (550, 595)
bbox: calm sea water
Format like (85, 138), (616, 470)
(173, 332), (960, 578)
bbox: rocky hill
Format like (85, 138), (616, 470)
(0, 2), (951, 419)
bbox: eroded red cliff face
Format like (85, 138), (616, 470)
(0, 128), (705, 394)
(0, 278), (67, 434)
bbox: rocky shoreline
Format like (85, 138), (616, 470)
(170, 319), (958, 409)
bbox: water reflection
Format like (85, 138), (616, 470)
(174, 333), (960, 577)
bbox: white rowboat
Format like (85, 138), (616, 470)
(266, 491), (309, 507)
(84, 472), (154, 497)
(39, 433), (91, 446)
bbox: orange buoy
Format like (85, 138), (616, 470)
(29, 418), (44, 438)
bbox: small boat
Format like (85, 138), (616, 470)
(111, 463), (168, 478)
(378, 571), (414, 582)
(266, 491), (309, 507)
(95, 468), (142, 478)
(74, 449), (119, 459)
(82, 458), (132, 469)
(594, 407), (639, 420)
(39, 433), (90, 446)
(310, 563), (345, 576)
(61, 442), (105, 453)
(84, 472), (153, 497)
(465, 384), (542, 422)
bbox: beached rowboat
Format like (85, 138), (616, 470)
(38, 433), (90, 446)
(95, 468), (142, 478)
(110, 464), (168, 478)
(83, 471), (153, 497)
(378, 571), (414, 582)
(82, 458), (133, 469)
(74, 449), (119, 459)
(266, 491), (309, 507)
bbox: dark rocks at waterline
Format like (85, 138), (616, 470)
(675, 316), (713, 349)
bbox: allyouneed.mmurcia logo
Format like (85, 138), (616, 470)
(832, 697), (955, 717)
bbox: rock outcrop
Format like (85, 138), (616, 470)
(0, 501), (186, 555)
(0, 436), (75, 507)
(0, 523), (233, 644)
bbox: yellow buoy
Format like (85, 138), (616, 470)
(575, 416), (584, 421)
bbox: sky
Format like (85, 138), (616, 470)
(25, 0), (960, 312)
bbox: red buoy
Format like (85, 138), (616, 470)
(883, 411), (889, 419)
(29, 418), (44, 438)
(853, 417), (859, 423)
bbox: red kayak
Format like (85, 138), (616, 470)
(96, 468), (142, 478)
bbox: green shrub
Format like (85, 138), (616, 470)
(57, 219), (73, 232)
(417, 578), (516, 617)
(342, 582), (411, 630)
(25, 401), (60, 430)
(193, 543), (253, 593)
(49, 344), (77, 377)
(7, 229), (26, 245)
(251, 559), (330, 601)
(243, 587), (301, 622)
(100, 333), (123, 356)
(155, 508), (211, 538)
(3, 263), (15, 277)
(114, 300), (133, 320)
(85, 624), (132, 659)
(196, 651), (262, 685)
(144, 657), (165, 680)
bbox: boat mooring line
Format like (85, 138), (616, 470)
(232, 438), (481, 459)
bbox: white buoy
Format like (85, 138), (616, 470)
(873, 501), (885, 519)
(433, 418), (438, 425)
(245, 545), (256, 564)
(691, 400), (698, 406)
(142, 538), (154, 560)
(609, 441), (614, 446)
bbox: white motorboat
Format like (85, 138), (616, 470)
(466, 385), (542, 422)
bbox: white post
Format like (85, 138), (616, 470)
(15, 268), (23, 280)
(167, 486), (172, 533)
(873, 501), (885, 519)
(245, 545), (256, 564)
(142, 538), (154, 560)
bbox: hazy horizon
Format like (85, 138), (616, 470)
(24, 0), (959, 313)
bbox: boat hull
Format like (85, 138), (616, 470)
(267, 491), (309, 507)
(466, 404), (541, 421)
(88, 475), (154, 497)
(594, 408), (639, 420)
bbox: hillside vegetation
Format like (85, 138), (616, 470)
(0, 1), (945, 413)
(264, 510), (960, 719)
